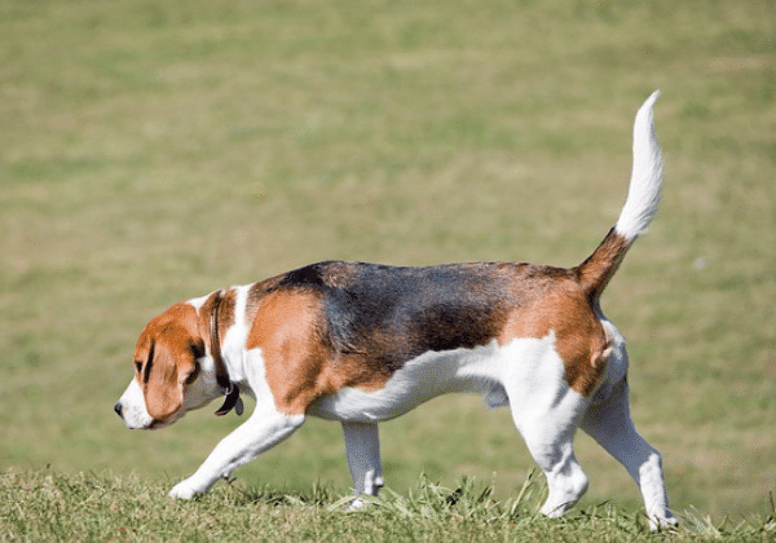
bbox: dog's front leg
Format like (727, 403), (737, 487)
(342, 421), (384, 507)
(169, 406), (305, 500)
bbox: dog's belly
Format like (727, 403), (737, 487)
(307, 336), (557, 423)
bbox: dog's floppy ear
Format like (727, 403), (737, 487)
(143, 338), (200, 422)
(143, 340), (183, 421)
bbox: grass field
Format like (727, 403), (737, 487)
(3, 470), (775, 542)
(2, 0), (775, 540)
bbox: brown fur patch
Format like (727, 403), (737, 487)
(498, 276), (610, 396)
(246, 290), (333, 414)
(245, 276), (283, 323)
(575, 229), (631, 301)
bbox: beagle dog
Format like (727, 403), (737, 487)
(115, 92), (677, 530)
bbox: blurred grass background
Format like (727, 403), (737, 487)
(1, 0), (774, 521)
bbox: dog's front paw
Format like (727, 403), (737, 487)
(169, 478), (205, 500)
(649, 512), (679, 532)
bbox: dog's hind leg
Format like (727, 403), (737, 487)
(501, 338), (591, 517)
(513, 404), (591, 517)
(505, 379), (591, 516)
(342, 421), (384, 507)
(581, 378), (677, 530)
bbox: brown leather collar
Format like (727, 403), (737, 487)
(210, 290), (243, 417)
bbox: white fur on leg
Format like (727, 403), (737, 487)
(169, 406), (305, 499)
(538, 445), (590, 517)
(342, 421), (383, 509)
(581, 379), (677, 530)
(500, 333), (592, 518)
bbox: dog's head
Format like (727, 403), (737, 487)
(114, 301), (222, 429)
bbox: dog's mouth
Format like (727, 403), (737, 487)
(146, 409), (186, 430)
(146, 419), (169, 430)
(114, 401), (182, 430)
(129, 416), (175, 431)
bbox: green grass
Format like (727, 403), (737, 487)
(2, 469), (775, 542)
(2, 0), (775, 539)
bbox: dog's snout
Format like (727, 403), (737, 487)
(114, 402), (124, 419)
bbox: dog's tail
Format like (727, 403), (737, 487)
(575, 91), (662, 301)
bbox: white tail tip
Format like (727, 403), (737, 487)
(614, 91), (663, 241)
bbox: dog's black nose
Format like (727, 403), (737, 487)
(114, 403), (123, 418)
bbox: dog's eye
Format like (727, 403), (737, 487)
(184, 363), (200, 385)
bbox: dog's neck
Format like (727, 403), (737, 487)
(209, 290), (243, 417)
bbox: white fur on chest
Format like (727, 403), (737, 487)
(307, 334), (567, 423)
(221, 285), (252, 384)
